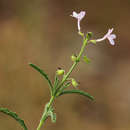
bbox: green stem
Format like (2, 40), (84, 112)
(37, 96), (55, 130)
(36, 37), (88, 130)
(58, 38), (88, 89)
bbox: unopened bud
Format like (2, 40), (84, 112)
(90, 40), (96, 44)
(71, 54), (77, 62)
(71, 78), (78, 88)
(56, 68), (65, 75)
(78, 31), (84, 37)
(86, 32), (93, 40)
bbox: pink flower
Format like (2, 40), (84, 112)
(70, 11), (86, 32)
(96, 28), (116, 45)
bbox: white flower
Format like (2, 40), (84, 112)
(70, 11), (86, 32)
(96, 28), (116, 45)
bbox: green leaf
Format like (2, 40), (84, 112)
(48, 107), (56, 123)
(54, 75), (59, 88)
(58, 89), (94, 100)
(50, 112), (56, 123)
(0, 108), (28, 130)
(52, 75), (60, 96)
(29, 63), (53, 91)
(63, 82), (71, 89)
(83, 56), (91, 64)
(44, 103), (56, 123)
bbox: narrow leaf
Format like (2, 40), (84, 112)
(0, 108), (28, 130)
(58, 89), (94, 100)
(63, 82), (71, 89)
(83, 56), (91, 64)
(54, 75), (59, 88)
(29, 63), (53, 90)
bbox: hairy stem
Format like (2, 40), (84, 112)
(58, 38), (88, 89)
(36, 37), (88, 130)
(36, 96), (55, 130)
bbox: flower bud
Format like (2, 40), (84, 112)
(86, 32), (93, 40)
(71, 78), (78, 88)
(71, 54), (77, 62)
(90, 40), (96, 44)
(78, 31), (84, 37)
(56, 68), (65, 76)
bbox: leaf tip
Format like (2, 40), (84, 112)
(90, 96), (95, 101)
(28, 62), (33, 65)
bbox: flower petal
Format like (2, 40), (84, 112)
(110, 34), (116, 39)
(96, 28), (116, 45)
(78, 11), (86, 20)
(71, 11), (78, 18)
(108, 28), (113, 34)
(70, 11), (86, 32)
(107, 36), (115, 45)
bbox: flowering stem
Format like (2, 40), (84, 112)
(58, 37), (88, 89)
(36, 37), (88, 130)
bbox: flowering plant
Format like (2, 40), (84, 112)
(0, 11), (116, 130)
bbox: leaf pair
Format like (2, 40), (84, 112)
(29, 63), (94, 101)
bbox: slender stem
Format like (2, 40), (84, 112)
(58, 38), (88, 88)
(37, 96), (55, 130)
(36, 37), (88, 130)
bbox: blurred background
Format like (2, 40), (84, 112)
(0, 0), (129, 130)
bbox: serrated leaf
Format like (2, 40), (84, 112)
(83, 56), (91, 64)
(58, 89), (94, 100)
(29, 63), (53, 91)
(0, 108), (28, 130)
